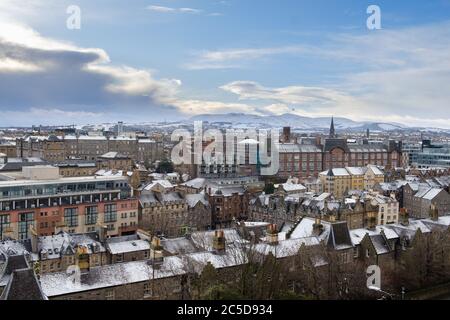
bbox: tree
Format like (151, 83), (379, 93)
(201, 284), (244, 300)
(156, 159), (174, 174)
(264, 183), (275, 195)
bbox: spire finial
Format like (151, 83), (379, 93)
(329, 116), (336, 138)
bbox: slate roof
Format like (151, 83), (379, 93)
(323, 138), (350, 153)
(4, 255), (30, 275)
(0, 160), (48, 172)
(369, 234), (391, 255)
(327, 222), (353, 250)
(0, 267), (47, 300)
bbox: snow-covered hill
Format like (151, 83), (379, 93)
(188, 113), (406, 131)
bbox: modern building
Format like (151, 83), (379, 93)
(414, 144), (450, 168)
(0, 168), (138, 240)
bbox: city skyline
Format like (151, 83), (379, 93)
(1, 0), (450, 128)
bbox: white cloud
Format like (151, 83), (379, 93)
(179, 8), (203, 14)
(185, 46), (312, 70)
(0, 20), (184, 121)
(263, 104), (291, 115)
(146, 5), (176, 13)
(197, 21), (450, 128)
(220, 81), (360, 108)
(167, 98), (259, 115)
(146, 5), (203, 14)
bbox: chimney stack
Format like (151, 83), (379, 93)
(313, 217), (324, 236)
(150, 236), (164, 266)
(367, 215), (377, 231)
(97, 224), (108, 242)
(400, 208), (409, 226)
(30, 225), (38, 253)
(266, 224), (279, 245)
(213, 230), (226, 254)
(430, 204), (439, 221)
(282, 127), (291, 143)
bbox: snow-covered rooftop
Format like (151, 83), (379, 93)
(40, 256), (185, 297)
(106, 239), (150, 255)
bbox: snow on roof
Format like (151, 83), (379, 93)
(414, 187), (432, 198)
(367, 165), (384, 175)
(345, 167), (366, 176)
(423, 215), (450, 226)
(422, 188), (443, 201)
(370, 235), (391, 255)
(139, 191), (159, 205)
(244, 221), (271, 228)
(65, 135), (107, 141)
(38, 232), (105, 260)
(40, 256), (185, 297)
(0, 240), (30, 258)
(144, 179), (174, 191)
(190, 229), (241, 251)
(138, 139), (156, 144)
(106, 239), (150, 255)
(109, 136), (135, 141)
(160, 238), (198, 255)
(253, 237), (320, 259)
(280, 182), (306, 192)
(185, 248), (247, 271)
(159, 192), (183, 203)
(350, 226), (399, 246)
(386, 220), (432, 240)
(99, 152), (129, 159)
(181, 178), (206, 189)
(95, 169), (132, 177)
(314, 193), (331, 201)
(290, 217), (330, 241)
(185, 194), (208, 208)
(332, 168), (350, 176)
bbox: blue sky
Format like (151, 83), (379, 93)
(1, 0), (450, 127)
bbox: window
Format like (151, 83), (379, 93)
(0, 214), (11, 239)
(366, 249), (370, 258)
(85, 206), (98, 225)
(353, 247), (359, 258)
(18, 212), (34, 240)
(105, 290), (115, 300)
(143, 283), (152, 298)
(62, 207), (78, 227)
(104, 204), (117, 223)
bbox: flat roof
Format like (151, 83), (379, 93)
(0, 175), (128, 188)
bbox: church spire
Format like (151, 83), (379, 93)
(329, 116), (336, 138)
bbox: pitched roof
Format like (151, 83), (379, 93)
(327, 222), (353, 250)
(0, 268), (47, 300)
(369, 234), (391, 255)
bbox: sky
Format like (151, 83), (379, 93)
(0, 0), (450, 127)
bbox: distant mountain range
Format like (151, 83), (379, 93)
(188, 113), (408, 132)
